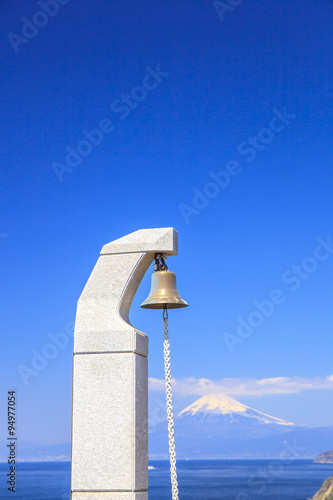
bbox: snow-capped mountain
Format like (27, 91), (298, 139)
(149, 393), (333, 459)
(178, 393), (295, 426)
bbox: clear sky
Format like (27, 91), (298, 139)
(1, 0), (333, 448)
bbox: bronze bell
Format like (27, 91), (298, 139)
(140, 270), (188, 309)
(140, 254), (188, 309)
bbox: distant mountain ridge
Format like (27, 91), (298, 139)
(150, 393), (333, 459)
(0, 441), (70, 462)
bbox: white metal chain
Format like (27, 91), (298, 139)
(163, 309), (179, 500)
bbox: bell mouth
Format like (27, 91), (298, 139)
(140, 297), (188, 309)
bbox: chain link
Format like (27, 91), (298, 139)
(163, 312), (179, 500)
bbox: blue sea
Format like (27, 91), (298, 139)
(0, 460), (332, 499)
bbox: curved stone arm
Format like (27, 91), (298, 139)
(73, 227), (177, 354)
(71, 227), (178, 500)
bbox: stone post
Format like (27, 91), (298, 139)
(71, 228), (178, 499)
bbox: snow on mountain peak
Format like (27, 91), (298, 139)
(178, 393), (248, 417)
(177, 393), (295, 426)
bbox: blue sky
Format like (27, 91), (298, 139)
(0, 0), (333, 447)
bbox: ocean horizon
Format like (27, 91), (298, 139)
(0, 459), (332, 499)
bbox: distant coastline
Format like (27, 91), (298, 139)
(314, 451), (333, 464)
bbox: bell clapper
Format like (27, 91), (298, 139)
(163, 304), (168, 319)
